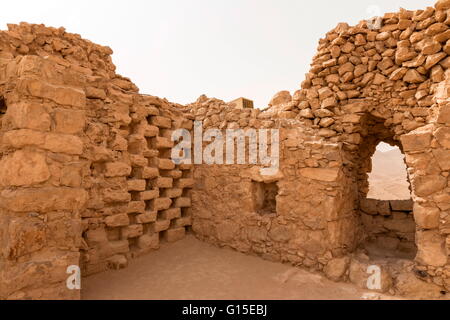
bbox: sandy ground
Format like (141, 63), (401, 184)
(82, 235), (396, 300)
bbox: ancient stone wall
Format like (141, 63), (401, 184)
(184, 0), (450, 297)
(0, 23), (193, 299)
(1, 0), (450, 300)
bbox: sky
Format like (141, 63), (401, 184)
(1, 0), (436, 108)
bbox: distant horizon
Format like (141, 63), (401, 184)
(2, 0), (436, 107)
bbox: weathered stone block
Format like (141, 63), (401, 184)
(390, 199), (413, 211)
(5, 217), (46, 260)
(2, 129), (45, 148)
(121, 225), (143, 239)
(155, 136), (174, 149)
(154, 177), (173, 189)
(164, 228), (186, 243)
(174, 197), (191, 208)
(413, 175), (447, 197)
(416, 230), (448, 267)
(21, 79), (86, 108)
(160, 208), (181, 220)
(105, 162), (132, 177)
(0, 187), (88, 213)
(156, 158), (175, 170)
(127, 179), (146, 192)
(414, 203), (440, 229)
(177, 178), (195, 189)
(44, 133), (83, 155)
(299, 168), (341, 182)
(136, 211), (157, 224)
(7, 102), (51, 131)
(127, 201), (146, 214)
(137, 234), (159, 250)
(105, 214), (130, 228)
(435, 127), (450, 149)
(139, 189), (159, 201)
(110, 240), (129, 254)
(0, 150), (50, 187)
(151, 116), (172, 129)
(142, 167), (159, 179)
(54, 109), (85, 134)
(433, 149), (450, 171)
(165, 188), (183, 198)
(437, 104), (450, 124)
(152, 198), (172, 211)
(401, 129), (432, 152)
(154, 220), (171, 232)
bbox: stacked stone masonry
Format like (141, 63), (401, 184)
(0, 0), (450, 300)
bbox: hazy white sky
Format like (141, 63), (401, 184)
(2, 0), (435, 108)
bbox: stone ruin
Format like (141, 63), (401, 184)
(0, 0), (450, 300)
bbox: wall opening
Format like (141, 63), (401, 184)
(360, 142), (416, 261)
(367, 142), (411, 201)
(252, 181), (278, 215)
(0, 96), (6, 130)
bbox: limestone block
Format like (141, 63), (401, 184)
(152, 198), (172, 211)
(156, 158), (175, 170)
(164, 228), (186, 243)
(144, 125), (159, 137)
(437, 104), (450, 124)
(127, 201), (146, 214)
(416, 230), (448, 267)
(390, 199), (413, 211)
(2, 129), (45, 148)
(138, 189), (159, 201)
(401, 128), (432, 152)
(174, 197), (191, 208)
(165, 188), (183, 199)
(5, 216), (46, 260)
(154, 220), (171, 232)
(105, 214), (130, 228)
(154, 177), (173, 189)
(105, 162), (132, 177)
(413, 175), (447, 197)
(155, 136), (174, 149)
(151, 116), (172, 129)
(395, 272), (443, 299)
(110, 240), (129, 254)
(435, 127), (450, 149)
(433, 149), (450, 171)
(127, 179), (146, 192)
(7, 102), (51, 131)
(299, 167), (341, 182)
(136, 211), (157, 224)
(43, 133), (83, 155)
(0, 187), (88, 213)
(137, 234), (159, 250)
(414, 204), (440, 229)
(54, 108), (85, 134)
(160, 208), (181, 220)
(324, 257), (350, 282)
(121, 225), (143, 239)
(0, 150), (50, 187)
(142, 167), (159, 179)
(103, 191), (131, 204)
(177, 178), (195, 189)
(21, 79), (86, 108)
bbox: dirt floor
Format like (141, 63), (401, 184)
(82, 235), (398, 300)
